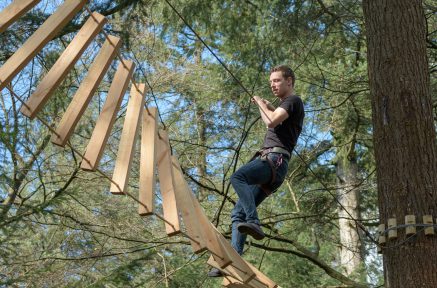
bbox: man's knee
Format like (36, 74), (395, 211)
(230, 169), (247, 187)
(230, 172), (239, 185)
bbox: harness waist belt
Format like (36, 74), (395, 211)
(264, 147), (290, 158)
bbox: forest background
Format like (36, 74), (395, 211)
(0, 0), (436, 287)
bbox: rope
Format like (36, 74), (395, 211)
(1, 3), (379, 285)
(4, 84), (212, 257)
(5, 84), (275, 279)
(161, 0), (375, 244)
(84, 6), (165, 132)
(162, 0), (253, 98)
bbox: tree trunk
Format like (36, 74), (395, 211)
(193, 42), (207, 201)
(336, 156), (363, 276)
(362, 1), (437, 287)
(195, 105), (207, 201)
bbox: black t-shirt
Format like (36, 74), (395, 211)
(262, 95), (304, 153)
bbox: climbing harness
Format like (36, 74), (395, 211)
(252, 147), (290, 196)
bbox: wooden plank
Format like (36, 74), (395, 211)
(80, 60), (135, 171)
(207, 255), (258, 287)
(171, 156), (207, 253)
(51, 35), (121, 147)
(214, 230), (257, 284)
(0, 0), (87, 91)
(155, 130), (181, 236)
(188, 191), (232, 268)
(208, 254), (259, 287)
(220, 262), (257, 286)
(109, 83), (146, 194)
(222, 277), (252, 288)
(243, 260), (278, 288)
(0, 0), (41, 33)
(21, 12), (107, 119)
(219, 252), (279, 288)
(138, 107), (158, 216)
(423, 215), (435, 236)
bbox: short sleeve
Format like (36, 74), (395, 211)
(279, 96), (294, 116)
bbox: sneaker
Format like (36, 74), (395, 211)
(207, 267), (224, 277)
(237, 223), (265, 240)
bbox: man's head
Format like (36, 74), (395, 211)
(269, 65), (295, 99)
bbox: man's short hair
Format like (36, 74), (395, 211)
(270, 65), (295, 87)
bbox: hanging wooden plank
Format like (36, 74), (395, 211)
(0, 0), (41, 33)
(187, 189), (232, 268)
(213, 229), (256, 284)
(21, 12), (107, 119)
(220, 263), (259, 287)
(0, 0), (87, 91)
(222, 277), (251, 288)
(109, 83), (146, 194)
(224, 276), (278, 288)
(80, 60), (135, 171)
(243, 259), (278, 288)
(138, 107), (158, 216)
(207, 255), (258, 287)
(51, 35), (121, 147)
(171, 156), (207, 252)
(155, 130), (181, 236)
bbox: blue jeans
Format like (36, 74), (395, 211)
(230, 152), (289, 255)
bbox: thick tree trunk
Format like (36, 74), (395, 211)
(362, 1), (437, 287)
(336, 157), (363, 276)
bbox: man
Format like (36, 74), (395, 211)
(208, 65), (304, 277)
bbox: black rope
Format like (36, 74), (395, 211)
(129, 51), (166, 130)
(161, 0), (375, 241)
(162, 0), (253, 98)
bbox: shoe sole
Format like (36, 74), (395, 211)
(237, 225), (265, 240)
(207, 269), (225, 277)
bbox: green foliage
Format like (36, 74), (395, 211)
(2, 0), (432, 287)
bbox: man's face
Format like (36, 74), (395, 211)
(269, 71), (292, 98)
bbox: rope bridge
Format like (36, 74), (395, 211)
(0, 1), (280, 287)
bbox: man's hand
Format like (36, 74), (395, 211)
(262, 99), (275, 111)
(251, 95), (262, 104)
(252, 95), (288, 128)
(252, 96), (275, 111)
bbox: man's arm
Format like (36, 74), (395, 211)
(252, 96), (289, 128)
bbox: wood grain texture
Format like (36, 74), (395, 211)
(242, 258), (278, 288)
(363, 0), (437, 286)
(170, 156), (207, 252)
(207, 253), (257, 286)
(109, 83), (146, 194)
(0, 0), (41, 33)
(0, 0), (87, 91)
(81, 60), (135, 171)
(213, 229), (256, 284)
(138, 107), (158, 216)
(21, 12), (107, 119)
(51, 35), (121, 147)
(188, 193), (232, 269)
(156, 130), (180, 236)
(222, 278), (251, 287)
